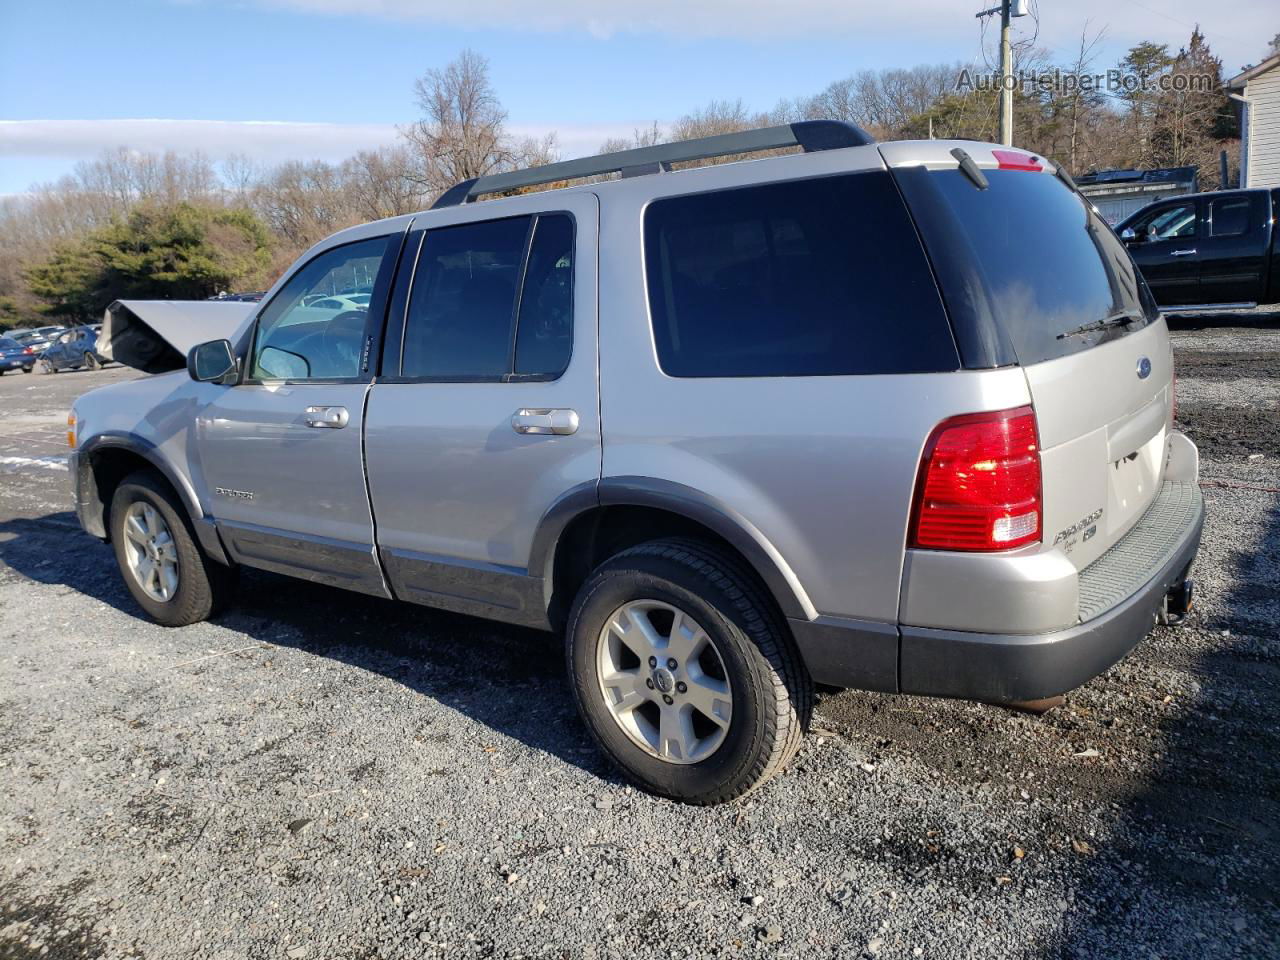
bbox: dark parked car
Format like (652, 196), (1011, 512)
(1116, 188), (1280, 309)
(36, 325), (107, 373)
(0, 336), (37, 374)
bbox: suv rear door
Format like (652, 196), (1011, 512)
(363, 193), (599, 627)
(1197, 191), (1270, 305)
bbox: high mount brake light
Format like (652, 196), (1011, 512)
(991, 149), (1044, 172)
(909, 406), (1042, 552)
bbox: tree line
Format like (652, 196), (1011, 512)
(1, 26), (1265, 329)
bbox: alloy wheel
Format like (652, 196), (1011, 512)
(595, 599), (733, 764)
(122, 501), (180, 602)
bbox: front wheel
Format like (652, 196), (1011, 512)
(566, 539), (812, 804)
(36, 358), (53, 374)
(84, 352), (100, 371)
(110, 471), (237, 626)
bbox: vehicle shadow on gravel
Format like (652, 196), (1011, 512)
(0, 511), (620, 785)
(1051, 497), (1280, 957)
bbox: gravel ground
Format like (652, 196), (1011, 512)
(1, 326), (1277, 960)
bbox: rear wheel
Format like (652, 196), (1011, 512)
(566, 539), (811, 804)
(110, 471), (237, 626)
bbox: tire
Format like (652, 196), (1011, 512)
(110, 470), (237, 626)
(36, 359), (53, 375)
(84, 352), (100, 371)
(566, 538), (812, 804)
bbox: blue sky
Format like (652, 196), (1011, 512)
(1, 0), (1273, 195)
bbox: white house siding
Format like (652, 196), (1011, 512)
(1245, 66), (1280, 188)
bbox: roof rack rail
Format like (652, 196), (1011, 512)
(430, 119), (875, 209)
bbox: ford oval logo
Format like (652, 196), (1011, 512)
(1136, 356), (1152, 379)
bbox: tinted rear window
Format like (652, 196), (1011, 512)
(0, 338), (18, 349)
(895, 168), (1153, 366)
(643, 172), (958, 378)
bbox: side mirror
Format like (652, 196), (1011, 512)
(187, 339), (237, 384)
(1120, 227), (1137, 242)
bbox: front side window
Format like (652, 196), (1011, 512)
(644, 172), (956, 377)
(251, 236), (390, 381)
(1209, 197), (1251, 237)
(400, 213), (575, 380)
(1135, 202), (1197, 241)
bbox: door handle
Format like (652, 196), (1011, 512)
(304, 405), (349, 429)
(511, 408), (579, 436)
(1170, 248), (1197, 256)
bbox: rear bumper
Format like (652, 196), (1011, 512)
(792, 478), (1204, 701)
(898, 481), (1204, 702)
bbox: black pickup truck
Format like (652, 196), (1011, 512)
(1115, 188), (1280, 310)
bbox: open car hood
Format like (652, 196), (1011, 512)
(98, 300), (257, 374)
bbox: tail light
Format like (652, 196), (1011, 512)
(23, 347), (33, 355)
(909, 406), (1042, 551)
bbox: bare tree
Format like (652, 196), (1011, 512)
(339, 147), (430, 221)
(401, 49), (520, 195)
(1063, 23), (1108, 171)
(671, 99), (764, 141)
(599, 123), (664, 154)
(221, 153), (261, 204)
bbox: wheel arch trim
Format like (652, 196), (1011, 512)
(529, 476), (816, 622)
(77, 432), (230, 565)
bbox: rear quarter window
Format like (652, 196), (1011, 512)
(643, 171), (958, 378)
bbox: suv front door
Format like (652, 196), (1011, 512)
(364, 193), (599, 627)
(194, 229), (404, 596)
(1124, 199), (1201, 305)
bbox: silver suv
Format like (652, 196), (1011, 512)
(71, 122), (1203, 804)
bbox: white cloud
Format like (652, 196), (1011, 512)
(0, 118), (635, 185)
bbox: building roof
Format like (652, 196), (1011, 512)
(1229, 52), (1280, 89)
(1075, 166), (1198, 188)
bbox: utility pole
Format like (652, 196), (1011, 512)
(999, 1), (1013, 145)
(976, 0), (1027, 146)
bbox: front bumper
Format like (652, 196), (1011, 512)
(898, 480), (1204, 702)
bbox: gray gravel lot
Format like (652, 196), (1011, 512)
(1, 324), (1277, 960)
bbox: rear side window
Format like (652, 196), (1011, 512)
(402, 217), (528, 379)
(514, 214), (574, 378)
(400, 213), (574, 380)
(643, 172), (958, 378)
(1209, 196), (1251, 237)
(895, 168), (1153, 366)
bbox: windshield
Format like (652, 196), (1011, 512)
(894, 167), (1155, 366)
